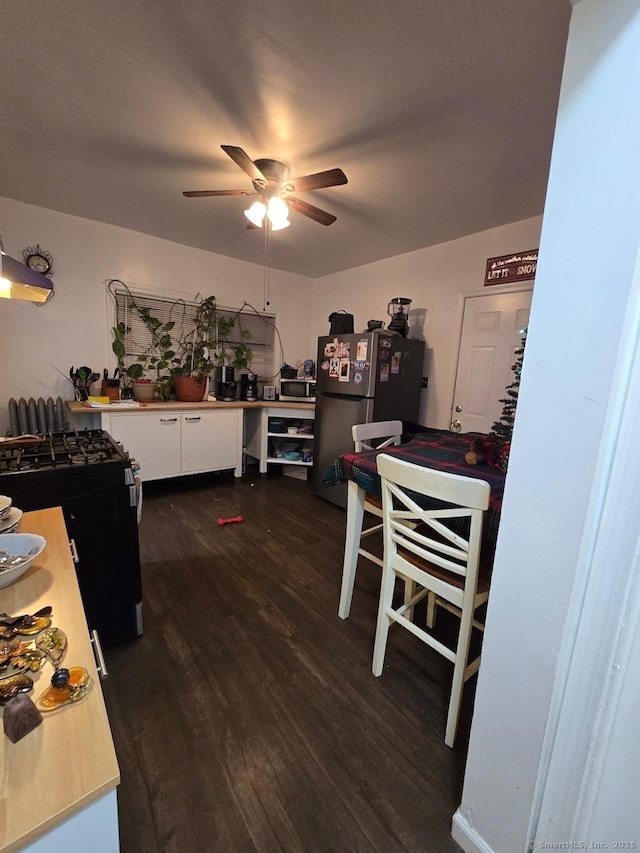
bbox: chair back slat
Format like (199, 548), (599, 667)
(353, 420), (403, 452)
(378, 453), (490, 582)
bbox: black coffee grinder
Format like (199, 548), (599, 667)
(240, 372), (259, 402)
(387, 297), (412, 337)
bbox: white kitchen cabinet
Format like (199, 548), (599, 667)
(181, 410), (238, 474)
(100, 407), (243, 481)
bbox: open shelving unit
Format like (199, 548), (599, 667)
(244, 403), (315, 475)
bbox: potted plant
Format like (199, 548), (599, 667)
(111, 322), (146, 398)
(111, 308), (175, 401)
(113, 292), (253, 402)
(170, 295), (252, 401)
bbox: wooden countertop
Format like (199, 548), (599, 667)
(66, 400), (315, 413)
(0, 508), (119, 853)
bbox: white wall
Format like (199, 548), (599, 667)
(0, 197), (313, 433)
(454, 1), (640, 851)
(1, 192), (544, 436)
(309, 216), (542, 428)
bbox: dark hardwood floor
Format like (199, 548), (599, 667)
(102, 468), (469, 852)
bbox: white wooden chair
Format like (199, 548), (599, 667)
(372, 453), (492, 747)
(338, 420), (403, 619)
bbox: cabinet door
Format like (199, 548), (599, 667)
(181, 410), (239, 474)
(108, 413), (182, 480)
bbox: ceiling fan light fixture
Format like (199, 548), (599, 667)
(269, 217), (290, 231)
(244, 201), (266, 228)
(266, 196), (290, 230)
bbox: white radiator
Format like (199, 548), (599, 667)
(7, 396), (68, 435)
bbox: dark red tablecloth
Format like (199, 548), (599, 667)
(322, 430), (505, 539)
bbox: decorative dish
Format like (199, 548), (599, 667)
(36, 666), (93, 712)
(0, 672), (33, 704)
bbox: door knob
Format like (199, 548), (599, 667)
(450, 419), (461, 432)
(455, 405), (462, 413)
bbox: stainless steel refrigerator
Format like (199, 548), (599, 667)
(311, 331), (425, 507)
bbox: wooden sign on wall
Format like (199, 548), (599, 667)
(485, 249), (538, 286)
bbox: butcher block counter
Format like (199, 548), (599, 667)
(0, 507), (119, 853)
(65, 400), (313, 413)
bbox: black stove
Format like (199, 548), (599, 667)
(0, 429), (128, 473)
(0, 429), (143, 649)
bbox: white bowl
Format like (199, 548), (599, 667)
(0, 533), (46, 589)
(287, 426), (298, 434)
(0, 507), (23, 534)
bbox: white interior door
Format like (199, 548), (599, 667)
(451, 287), (532, 434)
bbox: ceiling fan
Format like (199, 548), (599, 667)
(183, 145), (348, 228)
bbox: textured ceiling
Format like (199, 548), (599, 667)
(0, 0), (571, 278)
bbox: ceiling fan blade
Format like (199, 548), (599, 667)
(183, 189), (253, 197)
(289, 197), (337, 226)
(286, 168), (348, 193)
(220, 145), (267, 185)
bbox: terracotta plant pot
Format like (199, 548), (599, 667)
(174, 375), (207, 402)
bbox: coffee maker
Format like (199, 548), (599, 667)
(240, 372), (258, 402)
(215, 365), (236, 401)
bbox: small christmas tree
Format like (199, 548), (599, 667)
(490, 328), (527, 450)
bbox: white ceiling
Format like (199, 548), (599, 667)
(0, 0), (571, 278)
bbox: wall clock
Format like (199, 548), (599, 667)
(22, 245), (53, 277)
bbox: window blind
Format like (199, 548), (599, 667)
(113, 287), (277, 381)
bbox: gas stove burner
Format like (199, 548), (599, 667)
(0, 429), (127, 472)
(70, 451), (103, 465)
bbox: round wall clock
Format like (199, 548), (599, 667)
(22, 245), (53, 277)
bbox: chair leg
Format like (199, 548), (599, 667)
(338, 481), (366, 619)
(426, 591), (437, 628)
(372, 563), (397, 677)
(444, 606), (475, 748)
(403, 578), (417, 623)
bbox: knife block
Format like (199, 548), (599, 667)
(101, 381), (120, 402)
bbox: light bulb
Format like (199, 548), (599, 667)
(267, 197), (289, 220)
(267, 196), (290, 230)
(0, 277), (11, 294)
(244, 201), (266, 227)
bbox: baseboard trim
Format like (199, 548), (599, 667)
(451, 809), (495, 853)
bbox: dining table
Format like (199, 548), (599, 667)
(322, 428), (507, 618)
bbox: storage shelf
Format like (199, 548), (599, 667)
(267, 432), (315, 439)
(266, 457), (313, 466)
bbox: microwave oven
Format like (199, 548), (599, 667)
(279, 379), (316, 402)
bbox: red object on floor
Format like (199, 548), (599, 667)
(218, 515), (244, 526)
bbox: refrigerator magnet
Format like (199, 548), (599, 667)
(391, 352), (401, 374)
(320, 359), (329, 371)
(339, 358), (351, 381)
(380, 364), (389, 382)
(353, 372), (363, 384)
(329, 358), (339, 378)
(356, 340), (368, 361)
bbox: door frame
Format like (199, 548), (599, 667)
(448, 281), (534, 430)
